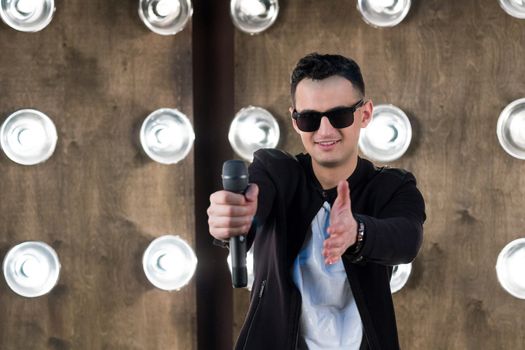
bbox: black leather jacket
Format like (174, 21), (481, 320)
(233, 149), (426, 350)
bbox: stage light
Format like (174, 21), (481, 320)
(230, 0), (279, 34)
(390, 263), (412, 293)
(140, 108), (195, 164)
(0, 0), (55, 32)
(139, 0), (192, 36)
(143, 235), (197, 291)
(357, 0), (411, 28)
(228, 106), (279, 161)
(497, 98), (525, 160)
(0, 109), (58, 165)
(496, 238), (525, 299)
(3, 241), (61, 297)
(498, 0), (525, 19)
(358, 104), (412, 162)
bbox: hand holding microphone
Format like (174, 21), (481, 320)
(207, 160), (258, 288)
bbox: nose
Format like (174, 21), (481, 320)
(317, 116), (335, 134)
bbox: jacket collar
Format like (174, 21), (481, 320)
(297, 153), (373, 205)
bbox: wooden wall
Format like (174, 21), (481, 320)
(233, 0), (525, 349)
(0, 1), (195, 349)
(1, 0), (524, 349)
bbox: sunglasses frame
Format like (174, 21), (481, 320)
(292, 99), (365, 132)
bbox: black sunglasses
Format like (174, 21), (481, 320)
(292, 99), (364, 132)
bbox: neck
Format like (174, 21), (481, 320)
(312, 156), (359, 189)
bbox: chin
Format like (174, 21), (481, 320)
(313, 157), (342, 168)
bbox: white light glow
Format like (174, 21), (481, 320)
(240, 0), (266, 17)
(143, 235), (197, 291)
(508, 249), (525, 288)
(17, 126), (46, 150)
(156, 249), (186, 276)
(20, 256), (42, 278)
(155, 0), (181, 17)
(509, 113), (525, 148)
(390, 263), (411, 293)
(367, 120), (397, 149)
(240, 121), (266, 144)
(15, 0), (38, 14)
(368, 0), (396, 8)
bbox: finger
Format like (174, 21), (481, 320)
(323, 252), (341, 265)
(323, 245), (345, 264)
(209, 216), (253, 229)
(324, 235), (346, 250)
(326, 223), (347, 237)
(210, 191), (246, 206)
(333, 180), (350, 210)
(207, 204), (250, 217)
(245, 183), (259, 203)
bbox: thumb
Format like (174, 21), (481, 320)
(333, 180), (350, 210)
(245, 183), (259, 203)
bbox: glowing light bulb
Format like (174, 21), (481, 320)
(16, 0), (38, 14)
(155, 0), (181, 18)
(17, 126), (46, 150)
(509, 113), (525, 148)
(20, 256), (41, 278)
(240, 0), (266, 17)
(156, 250), (184, 275)
(17, 254), (47, 286)
(368, 0), (396, 10)
(508, 249), (525, 288)
(368, 120), (397, 149)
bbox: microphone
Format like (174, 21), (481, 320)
(222, 160), (249, 288)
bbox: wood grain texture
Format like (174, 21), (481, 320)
(0, 1), (195, 349)
(233, 0), (525, 348)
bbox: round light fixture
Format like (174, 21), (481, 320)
(140, 108), (195, 164)
(143, 235), (198, 291)
(138, 0), (192, 35)
(390, 262), (412, 293)
(0, 0), (55, 32)
(497, 98), (525, 160)
(3, 241), (61, 298)
(1, 108), (58, 165)
(357, 0), (411, 27)
(230, 0), (279, 34)
(359, 104), (412, 162)
(498, 0), (525, 19)
(496, 238), (525, 299)
(228, 106), (280, 161)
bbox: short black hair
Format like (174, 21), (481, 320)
(290, 53), (365, 105)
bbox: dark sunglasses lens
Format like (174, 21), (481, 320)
(296, 113), (320, 132)
(327, 108), (355, 128)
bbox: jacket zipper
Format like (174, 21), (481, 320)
(242, 279), (267, 350)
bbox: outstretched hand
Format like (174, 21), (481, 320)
(323, 181), (358, 265)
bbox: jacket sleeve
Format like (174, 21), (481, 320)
(348, 172), (426, 266)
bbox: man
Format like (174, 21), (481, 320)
(208, 53), (426, 350)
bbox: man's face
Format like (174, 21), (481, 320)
(291, 76), (372, 170)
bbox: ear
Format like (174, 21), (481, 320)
(360, 99), (373, 128)
(290, 107), (301, 134)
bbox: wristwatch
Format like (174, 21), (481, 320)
(349, 220), (365, 261)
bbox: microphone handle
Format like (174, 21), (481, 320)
(230, 235), (248, 288)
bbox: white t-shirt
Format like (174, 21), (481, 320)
(292, 202), (363, 350)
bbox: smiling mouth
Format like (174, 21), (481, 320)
(315, 140), (341, 146)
